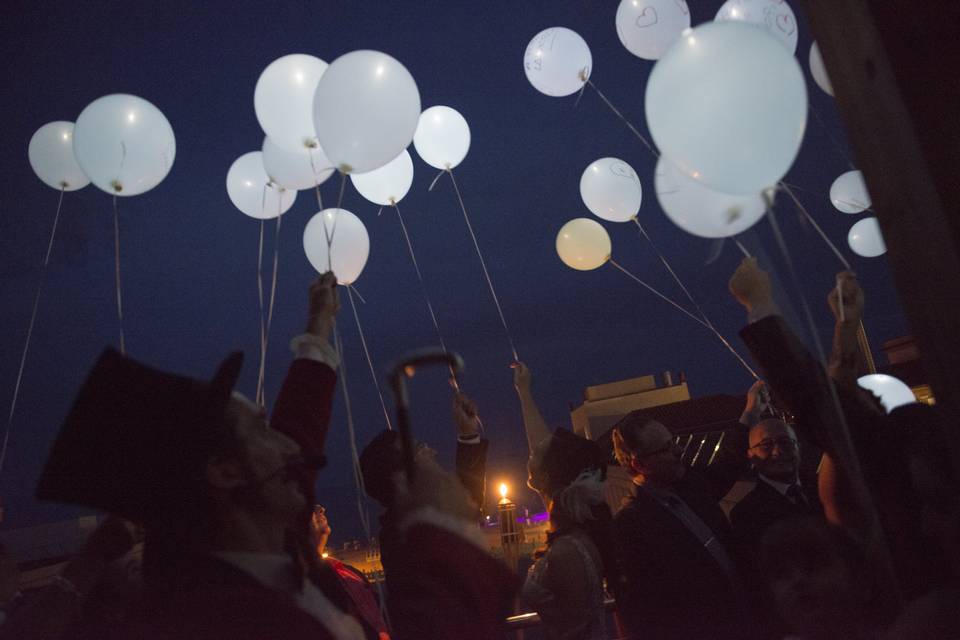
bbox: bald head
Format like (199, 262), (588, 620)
(748, 419), (800, 483)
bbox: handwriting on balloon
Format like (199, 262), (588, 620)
(610, 163), (638, 181)
(775, 12), (795, 35)
(635, 6), (658, 28)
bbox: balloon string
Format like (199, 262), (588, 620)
(1, 187), (66, 474)
(322, 173), (347, 274)
(632, 218), (759, 380)
(256, 219), (266, 407)
(608, 258), (709, 330)
(810, 101), (856, 171)
(779, 182), (851, 270)
(585, 79), (659, 158)
(308, 149), (326, 212)
(444, 169), (520, 362)
(346, 285), (394, 431)
(112, 195), (126, 355)
(428, 169), (445, 192)
(734, 238), (752, 259)
(259, 207), (283, 407)
(392, 203), (462, 391)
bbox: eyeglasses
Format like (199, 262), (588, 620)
(749, 437), (798, 454)
(639, 441), (679, 459)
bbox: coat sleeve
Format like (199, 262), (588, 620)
(270, 359), (338, 471)
(455, 438), (489, 518)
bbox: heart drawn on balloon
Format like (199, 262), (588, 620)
(776, 13), (795, 35)
(635, 6), (659, 28)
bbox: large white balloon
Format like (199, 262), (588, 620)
(809, 41), (834, 96)
(556, 218), (612, 271)
(654, 157), (765, 238)
(413, 106), (471, 170)
(715, 0), (799, 54)
(73, 94), (176, 196)
(313, 50), (420, 174)
(255, 54), (328, 152)
(645, 21), (807, 195)
(857, 374), (916, 413)
(28, 121), (89, 191)
(848, 217), (886, 258)
(351, 150), (414, 206)
(830, 170), (871, 213)
(303, 208), (370, 284)
(580, 157), (643, 223)
(262, 136), (334, 191)
(226, 151), (296, 220)
(523, 27), (592, 97)
(615, 0), (691, 61)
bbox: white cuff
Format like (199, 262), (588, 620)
(748, 301), (782, 325)
(457, 434), (482, 445)
(289, 333), (340, 370)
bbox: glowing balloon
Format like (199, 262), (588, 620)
(556, 218), (611, 271)
(654, 157), (765, 238)
(313, 50), (420, 174)
(413, 106), (471, 170)
(580, 158), (643, 223)
(28, 122), (89, 191)
(848, 217), (886, 258)
(523, 27), (592, 97)
(715, 0), (798, 54)
(255, 54), (328, 152)
(226, 151), (296, 220)
(73, 94), (176, 196)
(351, 150), (414, 206)
(262, 136), (334, 191)
(830, 170), (871, 213)
(645, 21), (807, 195)
(615, 0), (691, 61)
(303, 208), (370, 284)
(809, 41), (834, 96)
(857, 374), (916, 413)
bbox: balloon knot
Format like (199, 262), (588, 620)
(304, 138), (319, 150)
(59, 181), (69, 189)
(111, 180), (123, 193)
(339, 163), (353, 175)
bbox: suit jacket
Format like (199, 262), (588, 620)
(730, 477), (822, 548)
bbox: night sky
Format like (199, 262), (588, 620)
(1, 1), (907, 543)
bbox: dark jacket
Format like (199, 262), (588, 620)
(730, 477), (822, 548)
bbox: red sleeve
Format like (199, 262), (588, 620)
(270, 359), (337, 470)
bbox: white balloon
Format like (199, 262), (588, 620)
(226, 151), (296, 220)
(262, 136), (334, 191)
(413, 106), (471, 170)
(809, 41), (834, 96)
(73, 94), (176, 197)
(645, 21), (807, 195)
(556, 218), (612, 271)
(303, 208), (370, 284)
(255, 54), (328, 152)
(523, 27), (592, 97)
(615, 0), (691, 61)
(848, 217), (886, 258)
(857, 374), (916, 413)
(654, 157), (765, 238)
(351, 150), (414, 206)
(580, 157), (643, 223)
(830, 170), (871, 213)
(28, 121), (89, 191)
(715, 0), (799, 54)
(313, 50), (420, 174)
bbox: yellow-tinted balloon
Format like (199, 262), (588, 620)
(556, 218), (611, 271)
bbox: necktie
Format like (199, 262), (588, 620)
(786, 483), (810, 509)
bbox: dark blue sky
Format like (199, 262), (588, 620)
(1, 1), (907, 542)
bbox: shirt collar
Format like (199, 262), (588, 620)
(758, 474), (800, 497)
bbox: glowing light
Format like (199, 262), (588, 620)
(294, 70), (304, 84)
(127, 111), (136, 123)
(244, 180), (253, 187)
(61, 132), (69, 141)
(375, 64), (385, 76)
(499, 483), (508, 499)
(321, 552), (329, 559)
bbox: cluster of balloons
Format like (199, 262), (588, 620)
(29, 95), (176, 197)
(857, 373), (917, 413)
(829, 169), (885, 258)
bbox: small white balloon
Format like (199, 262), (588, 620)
(523, 27), (592, 97)
(556, 218), (612, 271)
(645, 21), (807, 195)
(226, 151), (296, 220)
(313, 50), (420, 174)
(262, 136), (334, 191)
(255, 54), (328, 152)
(303, 208), (370, 284)
(830, 170), (871, 213)
(615, 0), (691, 61)
(654, 157), (765, 238)
(580, 157), (643, 223)
(73, 94), (176, 196)
(809, 41), (834, 96)
(848, 217), (886, 258)
(715, 0), (799, 54)
(28, 121), (90, 191)
(413, 106), (471, 170)
(857, 374), (916, 413)
(351, 149), (414, 206)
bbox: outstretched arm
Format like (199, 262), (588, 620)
(512, 362), (550, 453)
(453, 392), (489, 518)
(827, 271), (867, 389)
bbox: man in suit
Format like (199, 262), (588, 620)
(731, 418), (822, 546)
